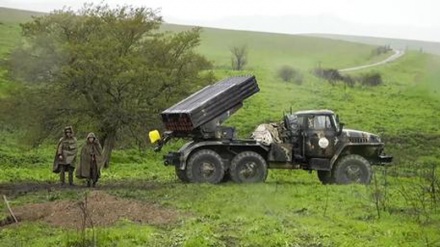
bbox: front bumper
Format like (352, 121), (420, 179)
(377, 154), (393, 165)
(164, 152), (181, 166)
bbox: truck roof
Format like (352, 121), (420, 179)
(294, 109), (335, 115)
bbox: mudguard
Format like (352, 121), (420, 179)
(329, 142), (390, 167)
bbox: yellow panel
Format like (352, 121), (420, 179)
(148, 130), (161, 144)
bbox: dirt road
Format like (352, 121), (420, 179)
(339, 48), (405, 72)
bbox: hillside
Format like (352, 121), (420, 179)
(1, 7), (440, 247)
(307, 33), (440, 55)
(0, 7), (44, 23)
(161, 23), (392, 71)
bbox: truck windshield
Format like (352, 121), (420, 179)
(307, 115), (332, 129)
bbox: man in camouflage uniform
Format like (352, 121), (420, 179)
(53, 126), (78, 186)
(76, 132), (103, 187)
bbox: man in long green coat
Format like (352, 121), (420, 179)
(53, 126), (78, 186)
(76, 132), (103, 187)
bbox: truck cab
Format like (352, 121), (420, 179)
(283, 110), (340, 160)
(277, 110), (392, 183)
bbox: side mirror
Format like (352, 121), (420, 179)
(337, 122), (345, 136)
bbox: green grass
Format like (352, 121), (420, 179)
(308, 33), (440, 56)
(162, 23), (392, 71)
(0, 7), (44, 24)
(0, 21), (21, 97)
(1, 7), (440, 247)
(1, 156), (439, 246)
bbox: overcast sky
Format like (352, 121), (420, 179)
(1, 0), (439, 42)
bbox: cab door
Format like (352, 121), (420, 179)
(304, 114), (337, 158)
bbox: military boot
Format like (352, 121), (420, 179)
(60, 166), (66, 186)
(68, 171), (74, 186)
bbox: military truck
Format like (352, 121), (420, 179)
(149, 75), (392, 184)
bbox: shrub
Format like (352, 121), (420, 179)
(360, 72), (383, 86)
(277, 66), (303, 84)
(313, 67), (354, 86)
(313, 68), (383, 87)
(371, 45), (392, 56)
(313, 68), (343, 82)
(342, 75), (355, 87)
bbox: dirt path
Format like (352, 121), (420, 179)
(0, 180), (166, 197)
(339, 48), (405, 72)
(0, 181), (187, 229)
(1, 190), (182, 229)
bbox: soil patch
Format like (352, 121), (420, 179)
(2, 190), (181, 229)
(0, 180), (166, 197)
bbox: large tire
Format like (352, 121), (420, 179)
(317, 170), (333, 185)
(175, 166), (189, 183)
(332, 154), (372, 184)
(186, 149), (225, 184)
(230, 151), (268, 183)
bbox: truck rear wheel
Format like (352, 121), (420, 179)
(230, 151), (268, 183)
(332, 154), (372, 184)
(186, 149), (225, 184)
(175, 167), (189, 183)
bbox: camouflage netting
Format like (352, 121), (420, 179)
(251, 123), (282, 146)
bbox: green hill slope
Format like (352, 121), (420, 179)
(308, 33), (440, 55)
(1, 7), (440, 247)
(0, 7), (44, 23)
(161, 23), (390, 71)
(0, 7), (392, 99)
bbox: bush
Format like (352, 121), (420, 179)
(342, 75), (355, 87)
(277, 66), (303, 85)
(371, 45), (392, 56)
(360, 72), (383, 86)
(313, 68), (344, 82)
(313, 68), (353, 87)
(312, 68), (383, 87)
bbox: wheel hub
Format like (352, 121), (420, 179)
(345, 164), (362, 182)
(200, 162), (215, 178)
(239, 162), (257, 179)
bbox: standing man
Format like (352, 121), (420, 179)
(53, 126), (78, 186)
(76, 133), (103, 187)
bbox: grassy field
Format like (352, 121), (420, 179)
(161, 23), (393, 71)
(0, 19), (21, 97)
(1, 7), (440, 247)
(308, 33), (440, 56)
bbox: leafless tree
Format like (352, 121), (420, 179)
(230, 45), (248, 70)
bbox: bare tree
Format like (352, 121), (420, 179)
(230, 44), (248, 70)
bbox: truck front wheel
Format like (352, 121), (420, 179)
(332, 154), (372, 184)
(230, 151), (268, 183)
(175, 167), (190, 183)
(186, 149), (225, 184)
